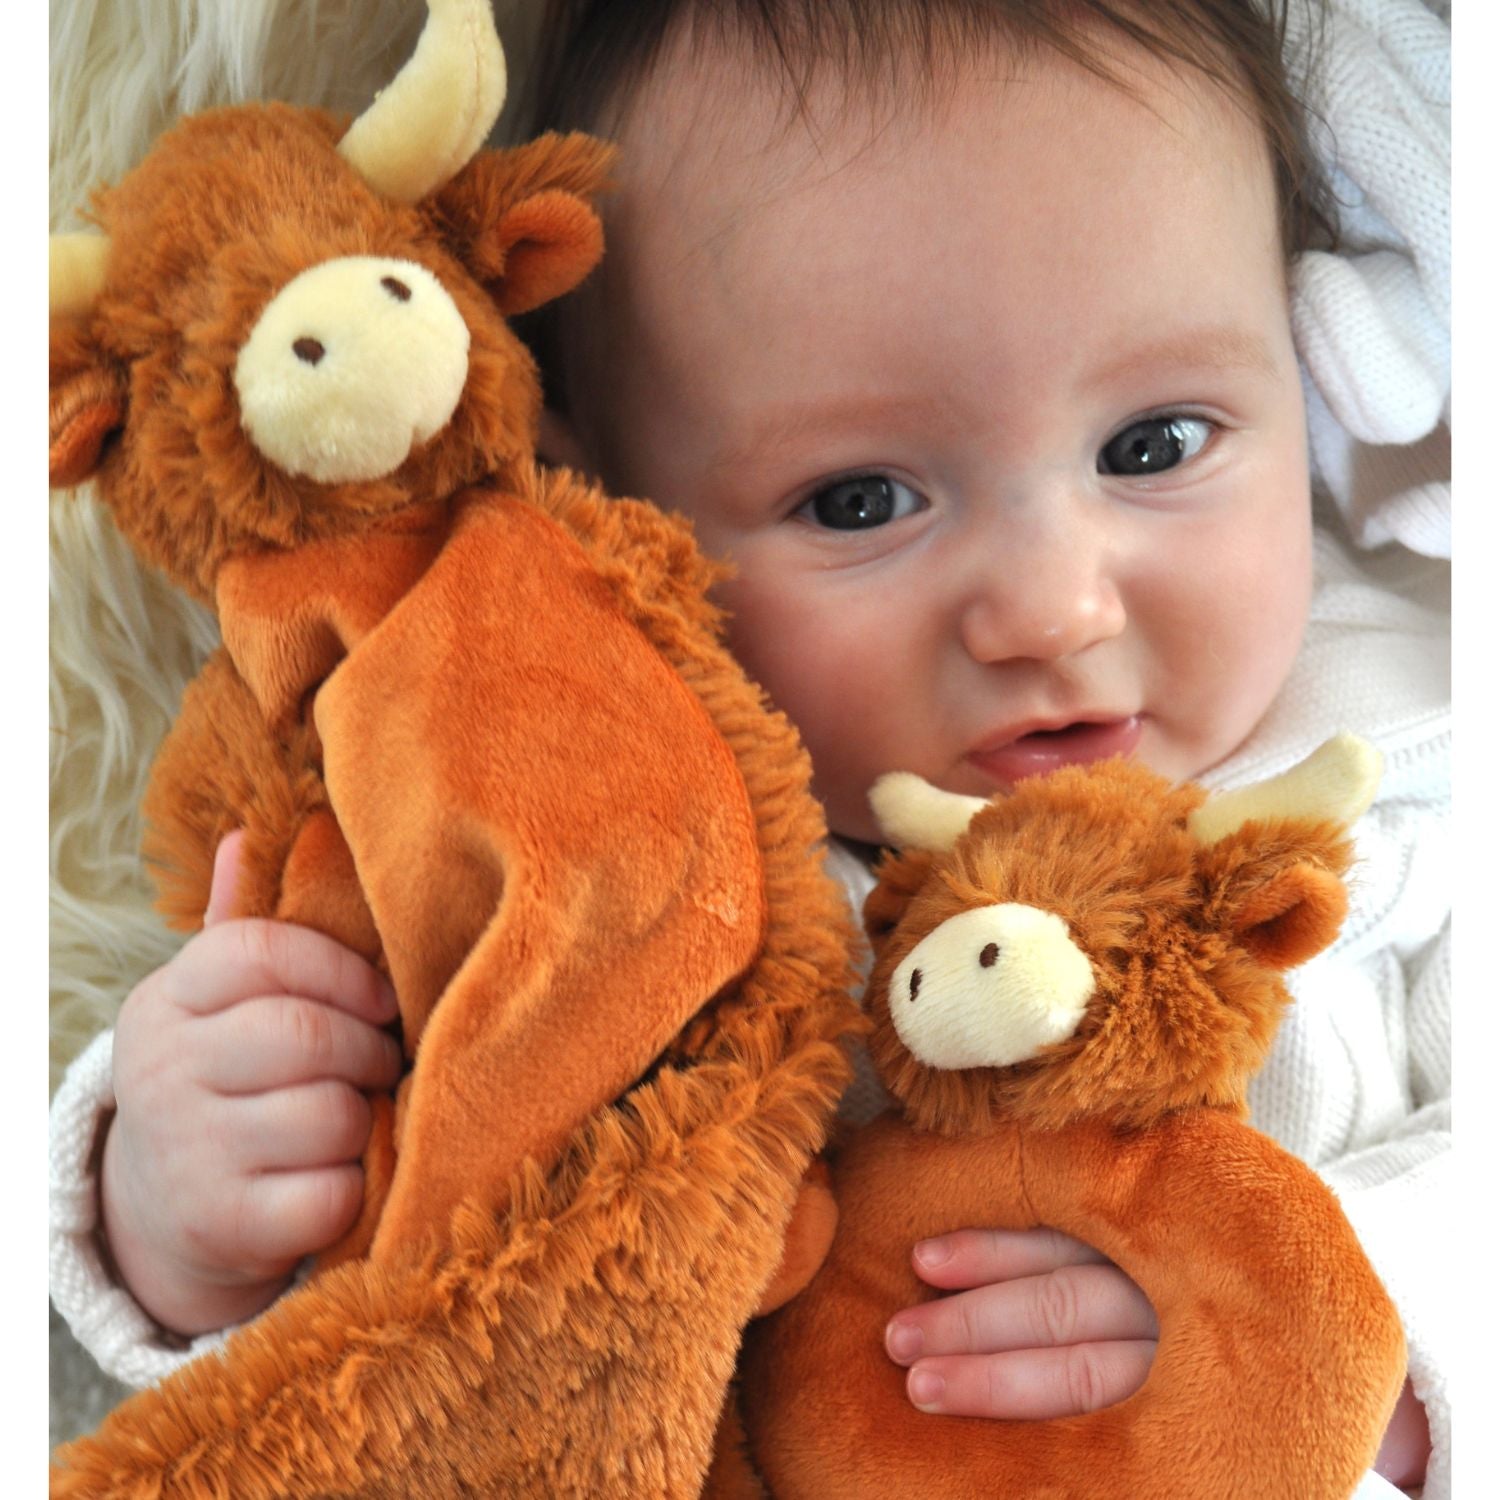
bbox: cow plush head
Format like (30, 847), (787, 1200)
(49, 0), (612, 601)
(862, 735), (1381, 1135)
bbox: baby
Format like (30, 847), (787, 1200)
(50, 0), (1450, 1493)
(518, 4), (1448, 1487)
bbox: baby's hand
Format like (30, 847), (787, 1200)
(884, 1227), (1157, 1419)
(100, 833), (403, 1337)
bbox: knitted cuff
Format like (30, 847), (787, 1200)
(49, 1029), (229, 1388)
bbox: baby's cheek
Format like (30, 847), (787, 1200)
(719, 601), (900, 842)
(1222, 508), (1312, 708)
(1158, 504), (1312, 770)
(784, 683), (893, 844)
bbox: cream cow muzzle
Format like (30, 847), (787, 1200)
(234, 255), (471, 484)
(889, 903), (1095, 1070)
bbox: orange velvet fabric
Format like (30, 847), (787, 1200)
(211, 481), (768, 1257)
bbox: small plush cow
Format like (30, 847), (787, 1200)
(740, 736), (1408, 1500)
(49, 0), (602, 595)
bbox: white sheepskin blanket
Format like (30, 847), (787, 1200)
(48, 0), (545, 1093)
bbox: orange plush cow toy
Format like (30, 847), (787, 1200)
(49, 2), (858, 1494)
(739, 737), (1407, 1499)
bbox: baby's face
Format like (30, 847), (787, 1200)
(568, 31), (1313, 842)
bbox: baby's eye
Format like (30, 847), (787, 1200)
(1097, 415), (1213, 477)
(796, 474), (925, 530)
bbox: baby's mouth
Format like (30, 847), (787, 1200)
(965, 716), (1143, 786)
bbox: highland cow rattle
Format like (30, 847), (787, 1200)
(739, 736), (1407, 1500)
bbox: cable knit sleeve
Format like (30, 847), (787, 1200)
(49, 1029), (231, 1388)
(1318, 919), (1452, 1500)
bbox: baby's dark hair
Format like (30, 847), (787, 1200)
(518, 0), (1335, 424)
(523, 0), (1335, 257)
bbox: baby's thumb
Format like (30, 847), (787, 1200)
(202, 830), (248, 927)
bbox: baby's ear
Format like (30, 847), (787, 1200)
(432, 132), (614, 316)
(50, 320), (128, 488)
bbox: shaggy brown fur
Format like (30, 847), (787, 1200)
(864, 762), (1355, 1138)
(738, 758), (1406, 1499)
(49, 79), (860, 1497)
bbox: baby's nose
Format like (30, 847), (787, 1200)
(958, 547), (1127, 664)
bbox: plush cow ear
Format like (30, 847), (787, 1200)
(1192, 734), (1373, 970)
(50, 322), (128, 488)
(433, 133), (614, 316)
(1223, 858), (1348, 971)
(863, 847), (937, 948)
(480, 189), (604, 315)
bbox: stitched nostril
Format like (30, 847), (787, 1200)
(979, 942), (1000, 968)
(908, 968), (923, 1002)
(292, 336), (325, 366)
(381, 275), (412, 302)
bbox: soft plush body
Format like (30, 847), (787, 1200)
(48, 2), (858, 1492)
(739, 741), (1407, 1499)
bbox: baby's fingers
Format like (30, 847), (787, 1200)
(912, 1226), (1106, 1290)
(232, 1164), (367, 1268)
(906, 1341), (1157, 1420)
(223, 1082), (375, 1173)
(887, 1264), (1157, 1363)
(199, 996), (403, 1093)
(165, 918), (398, 1027)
